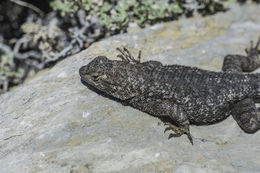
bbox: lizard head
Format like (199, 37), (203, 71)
(79, 56), (141, 100)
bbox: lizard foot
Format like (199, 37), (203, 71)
(116, 47), (141, 63)
(164, 122), (193, 145)
(245, 37), (260, 56)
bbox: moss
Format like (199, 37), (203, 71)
(0, 53), (24, 77)
(50, 0), (188, 31)
(0, 52), (25, 92)
(50, 0), (226, 31)
(50, 0), (79, 16)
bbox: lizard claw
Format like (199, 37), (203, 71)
(245, 37), (260, 56)
(164, 122), (180, 133)
(164, 122), (194, 145)
(116, 47), (141, 63)
(164, 127), (172, 133)
(187, 133), (194, 145)
(168, 133), (182, 139)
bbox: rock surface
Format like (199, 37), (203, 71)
(1, 3), (260, 173)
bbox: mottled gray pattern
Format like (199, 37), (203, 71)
(80, 40), (260, 144)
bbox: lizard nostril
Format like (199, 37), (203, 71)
(79, 65), (93, 77)
(79, 66), (87, 76)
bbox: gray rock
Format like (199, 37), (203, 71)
(0, 3), (260, 173)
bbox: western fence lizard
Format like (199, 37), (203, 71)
(79, 38), (260, 144)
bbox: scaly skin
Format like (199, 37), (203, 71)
(79, 39), (260, 144)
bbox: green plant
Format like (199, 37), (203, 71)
(50, 0), (185, 30)
(0, 52), (25, 92)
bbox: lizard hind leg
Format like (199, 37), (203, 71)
(222, 39), (260, 133)
(232, 98), (260, 133)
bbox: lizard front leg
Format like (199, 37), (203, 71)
(222, 38), (260, 133)
(128, 98), (193, 144)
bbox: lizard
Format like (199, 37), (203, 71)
(79, 38), (260, 144)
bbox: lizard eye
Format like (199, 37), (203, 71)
(90, 72), (107, 81)
(90, 73), (101, 81)
(93, 76), (99, 81)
